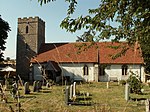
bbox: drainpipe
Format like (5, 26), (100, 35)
(140, 65), (142, 82)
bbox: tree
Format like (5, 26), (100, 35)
(38, 0), (150, 72)
(127, 72), (143, 94)
(140, 37), (150, 73)
(76, 30), (94, 42)
(0, 16), (10, 61)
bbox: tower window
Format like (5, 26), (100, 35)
(26, 26), (29, 33)
(83, 65), (89, 75)
(122, 65), (128, 75)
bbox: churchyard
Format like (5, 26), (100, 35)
(0, 81), (150, 112)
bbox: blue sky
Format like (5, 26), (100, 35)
(0, 0), (99, 59)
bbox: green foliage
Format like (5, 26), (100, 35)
(37, 0), (150, 69)
(0, 16), (10, 61)
(5, 77), (14, 89)
(127, 72), (143, 94)
(140, 37), (150, 73)
(76, 30), (95, 42)
(119, 80), (126, 86)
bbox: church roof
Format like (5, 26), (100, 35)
(31, 42), (143, 64)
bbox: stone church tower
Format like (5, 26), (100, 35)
(16, 17), (45, 81)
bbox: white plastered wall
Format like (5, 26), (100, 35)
(104, 64), (144, 82)
(60, 63), (95, 82)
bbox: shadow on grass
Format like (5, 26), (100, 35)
(68, 101), (94, 106)
(131, 98), (146, 101)
(6, 101), (16, 104)
(21, 95), (36, 99)
(141, 92), (150, 95)
(27, 92), (40, 96)
(39, 90), (51, 93)
(76, 97), (92, 101)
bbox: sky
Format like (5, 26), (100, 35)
(0, 0), (99, 59)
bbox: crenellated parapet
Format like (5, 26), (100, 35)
(18, 16), (45, 25)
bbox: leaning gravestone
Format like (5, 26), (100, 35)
(24, 82), (30, 94)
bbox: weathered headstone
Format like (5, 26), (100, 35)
(70, 84), (73, 100)
(38, 81), (42, 89)
(73, 82), (76, 97)
(11, 82), (17, 99)
(37, 81), (40, 90)
(46, 82), (50, 88)
(0, 83), (2, 93)
(86, 92), (90, 97)
(145, 99), (150, 112)
(65, 86), (69, 105)
(125, 83), (129, 101)
(107, 82), (109, 89)
(33, 81), (37, 92)
(35, 81), (39, 92)
(24, 82), (30, 94)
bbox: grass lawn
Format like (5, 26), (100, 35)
(0, 82), (150, 112)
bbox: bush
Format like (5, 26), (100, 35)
(127, 72), (143, 94)
(119, 80), (126, 85)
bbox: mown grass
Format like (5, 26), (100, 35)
(0, 82), (150, 112)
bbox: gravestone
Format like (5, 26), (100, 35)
(11, 82), (17, 99)
(107, 82), (109, 89)
(86, 92), (90, 97)
(46, 82), (50, 88)
(38, 81), (42, 89)
(125, 83), (129, 101)
(145, 99), (150, 112)
(0, 83), (2, 93)
(37, 81), (40, 90)
(33, 81), (37, 92)
(35, 81), (39, 92)
(65, 86), (69, 105)
(24, 82), (30, 94)
(73, 82), (76, 97)
(70, 84), (73, 100)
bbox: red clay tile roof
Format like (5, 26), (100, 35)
(31, 42), (143, 64)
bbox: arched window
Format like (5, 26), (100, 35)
(26, 26), (29, 33)
(83, 65), (89, 75)
(122, 65), (128, 75)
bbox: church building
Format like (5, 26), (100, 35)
(16, 17), (145, 83)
